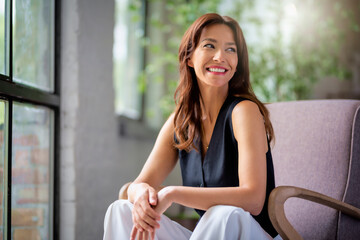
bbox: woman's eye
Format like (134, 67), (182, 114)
(226, 47), (236, 52)
(203, 43), (214, 48)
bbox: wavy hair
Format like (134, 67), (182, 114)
(174, 13), (274, 151)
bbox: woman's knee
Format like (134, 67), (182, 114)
(104, 200), (136, 238)
(191, 206), (251, 239)
(201, 205), (251, 226)
(206, 205), (247, 217)
(107, 199), (133, 217)
(113, 199), (132, 207)
(114, 199), (133, 209)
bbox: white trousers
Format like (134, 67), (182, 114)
(103, 199), (279, 240)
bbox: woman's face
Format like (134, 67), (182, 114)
(187, 24), (238, 90)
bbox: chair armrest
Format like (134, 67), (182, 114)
(119, 182), (132, 200)
(118, 182), (166, 200)
(268, 186), (360, 240)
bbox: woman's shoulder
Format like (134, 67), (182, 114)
(226, 95), (259, 116)
(232, 99), (261, 119)
(223, 97), (262, 134)
(230, 98), (267, 144)
(230, 98), (263, 132)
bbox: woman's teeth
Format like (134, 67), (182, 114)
(208, 68), (226, 73)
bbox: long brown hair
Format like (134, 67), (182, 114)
(174, 13), (274, 151)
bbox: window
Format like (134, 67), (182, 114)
(0, 0), (58, 239)
(113, 0), (145, 119)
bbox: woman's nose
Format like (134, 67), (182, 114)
(213, 49), (225, 62)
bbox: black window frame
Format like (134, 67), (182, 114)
(0, 0), (60, 239)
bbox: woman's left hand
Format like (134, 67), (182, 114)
(153, 186), (174, 215)
(131, 186), (175, 240)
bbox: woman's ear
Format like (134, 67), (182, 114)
(187, 59), (194, 68)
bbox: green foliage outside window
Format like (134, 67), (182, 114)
(13, 0), (53, 91)
(130, 0), (359, 120)
(229, 0), (358, 102)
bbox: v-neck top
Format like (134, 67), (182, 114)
(177, 96), (278, 237)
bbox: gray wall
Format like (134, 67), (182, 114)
(60, 0), (156, 239)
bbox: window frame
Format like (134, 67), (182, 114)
(0, 0), (60, 239)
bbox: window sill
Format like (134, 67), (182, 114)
(118, 115), (157, 140)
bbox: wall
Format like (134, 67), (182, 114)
(60, 0), (157, 239)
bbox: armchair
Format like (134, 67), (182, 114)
(267, 100), (360, 239)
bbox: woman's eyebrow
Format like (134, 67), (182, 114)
(201, 38), (217, 43)
(201, 38), (236, 46)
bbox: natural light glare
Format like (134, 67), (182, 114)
(0, 0), (4, 15)
(284, 3), (297, 18)
(113, 0), (128, 62)
(282, 2), (299, 46)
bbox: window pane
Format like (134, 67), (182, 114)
(12, 103), (53, 240)
(13, 0), (54, 92)
(0, 101), (5, 240)
(0, 0), (5, 75)
(114, 0), (144, 118)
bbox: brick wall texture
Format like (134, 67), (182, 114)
(0, 130), (50, 240)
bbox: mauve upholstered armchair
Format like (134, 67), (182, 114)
(119, 99), (360, 239)
(267, 99), (360, 240)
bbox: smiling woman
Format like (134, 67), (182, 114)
(187, 24), (238, 90)
(104, 13), (279, 240)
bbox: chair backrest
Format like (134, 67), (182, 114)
(268, 100), (360, 240)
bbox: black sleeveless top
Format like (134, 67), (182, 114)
(178, 96), (278, 237)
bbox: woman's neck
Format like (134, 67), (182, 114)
(199, 85), (228, 124)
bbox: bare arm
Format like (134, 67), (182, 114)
(127, 114), (179, 239)
(155, 100), (268, 216)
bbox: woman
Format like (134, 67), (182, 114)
(103, 13), (279, 240)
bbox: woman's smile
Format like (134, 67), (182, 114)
(206, 65), (229, 75)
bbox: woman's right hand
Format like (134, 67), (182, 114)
(130, 183), (161, 240)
